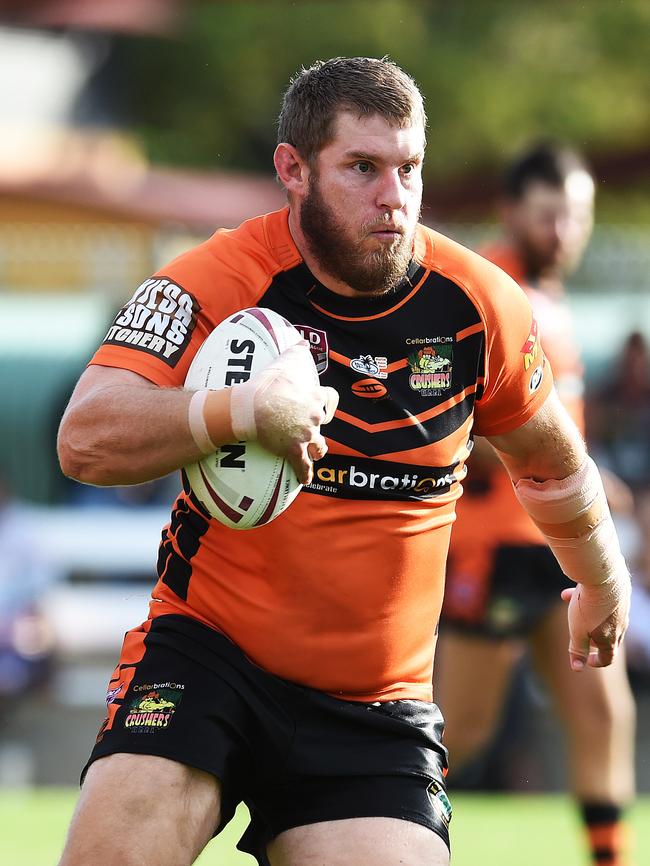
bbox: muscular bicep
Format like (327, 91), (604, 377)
(486, 388), (586, 484)
(64, 364), (159, 414)
(57, 364), (196, 486)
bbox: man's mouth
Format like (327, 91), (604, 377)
(369, 224), (404, 239)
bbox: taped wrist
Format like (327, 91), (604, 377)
(229, 342), (319, 443)
(513, 456), (629, 588)
(188, 389), (218, 455)
(229, 375), (263, 442)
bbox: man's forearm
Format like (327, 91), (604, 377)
(58, 381), (233, 487)
(512, 455), (628, 589)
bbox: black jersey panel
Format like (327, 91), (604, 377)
(257, 264), (483, 460)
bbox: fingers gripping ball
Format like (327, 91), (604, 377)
(184, 308), (328, 529)
(231, 342), (337, 455)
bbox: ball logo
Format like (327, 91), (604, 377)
(351, 378), (387, 398)
(224, 338), (255, 386)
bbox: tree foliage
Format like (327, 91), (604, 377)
(118, 0), (650, 190)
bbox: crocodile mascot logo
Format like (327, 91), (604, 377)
(408, 345), (453, 394)
(124, 688), (183, 733)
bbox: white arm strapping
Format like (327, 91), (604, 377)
(513, 456), (628, 588)
(188, 389), (218, 455)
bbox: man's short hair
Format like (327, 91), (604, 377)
(503, 141), (593, 200)
(277, 56), (427, 163)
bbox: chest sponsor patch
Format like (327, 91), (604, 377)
(408, 344), (453, 396)
(295, 324), (329, 374)
(350, 354), (388, 378)
(102, 276), (200, 367)
(305, 453), (465, 501)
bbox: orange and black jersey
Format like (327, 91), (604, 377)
(91, 208), (551, 702)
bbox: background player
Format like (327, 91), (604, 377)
(436, 142), (636, 866)
(56, 62), (630, 866)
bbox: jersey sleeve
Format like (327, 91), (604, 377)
(89, 241), (229, 388)
(472, 265), (553, 437)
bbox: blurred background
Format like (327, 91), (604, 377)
(0, 1), (649, 864)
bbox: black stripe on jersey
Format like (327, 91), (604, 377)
(157, 472), (210, 601)
(272, 260), (427, 317)
(325, 392), (476, 457)
(257, 261), (484, 457)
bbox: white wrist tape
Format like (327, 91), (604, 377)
(513, 456), (629, 587)
(229, 373), (264, 442)
(229, 342), (321, 443)
(188, 389), (218, 455)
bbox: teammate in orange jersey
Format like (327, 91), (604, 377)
(436, 142), (636, 866)
(57, 61), (630, 866)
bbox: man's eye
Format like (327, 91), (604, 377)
(356, 162), (372, 173)
(402, 164), (414, 175)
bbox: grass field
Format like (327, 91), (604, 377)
(1, 790), (648, 865)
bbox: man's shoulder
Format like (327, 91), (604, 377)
(189, 207), (298, 269)
(156, 208), (299, 297)
(415, 224), (518, 304)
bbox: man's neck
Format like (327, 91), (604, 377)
(287, 208), (362, 298)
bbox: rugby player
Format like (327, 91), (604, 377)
(57, 61), (630, 866)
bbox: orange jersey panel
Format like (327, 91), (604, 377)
(90, 210), (551, 702)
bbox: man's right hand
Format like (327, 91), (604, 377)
(561, 569), (631, 670)
(229, 341), (339, 484)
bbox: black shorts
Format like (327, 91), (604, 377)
(85, 614), (451, 863)
(444, 544), (573, 639)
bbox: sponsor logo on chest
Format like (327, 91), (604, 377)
(406, 337), (454, 396)
(295, 324), (329, 374)
(350, 354), (388, 378)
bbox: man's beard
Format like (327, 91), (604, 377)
(518, 236), (564, 282)
(299, 174), (417, 295)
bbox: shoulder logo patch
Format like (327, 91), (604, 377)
(529, 365), (544, 393)
(520, 318), (539, 370)
(102, 277), (200, 367)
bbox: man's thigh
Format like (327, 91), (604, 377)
(58, 753), (221, 866)
(268, 817), (449, 866)
(434, 629), (522, 761)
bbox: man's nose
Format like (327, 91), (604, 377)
(376, 169), (407, 211)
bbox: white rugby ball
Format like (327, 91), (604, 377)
(184, 307), (304, 530)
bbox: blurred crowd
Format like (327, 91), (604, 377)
(588, 330), (650, 674)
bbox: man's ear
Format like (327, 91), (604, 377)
(274, 143), (310, 197)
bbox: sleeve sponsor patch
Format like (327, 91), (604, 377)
(102, 276), (200, 367)
(520, 317), (539, 370)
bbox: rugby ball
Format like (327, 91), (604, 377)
(184, 308), (305, 529)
